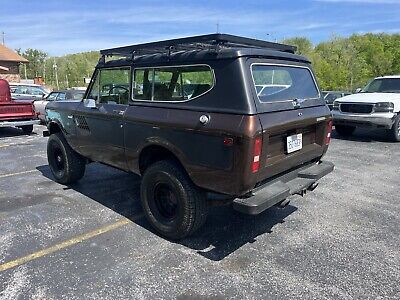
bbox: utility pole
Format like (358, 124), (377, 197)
(53, 59), (59, 90)
(24, 64), (27, 80)
(1, 32), (4, 45)
(65, 74), (69, 88)
(216, 21), (220, 33)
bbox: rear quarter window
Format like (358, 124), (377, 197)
(251, 64), (320, 103)
(133, 65), (214, 102)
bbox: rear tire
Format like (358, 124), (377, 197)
(21, 125), (33, 134)
(389, 115), (400, 142)
(47, 132), (86, 184)
(335, 125), (356, 136)
(140, 160), (208, 240)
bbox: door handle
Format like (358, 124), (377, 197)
(113, 110), (125, 115)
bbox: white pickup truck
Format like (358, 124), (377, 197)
(332, 75), (400, 142)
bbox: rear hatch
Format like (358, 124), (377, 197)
(249, 60), (331, 182)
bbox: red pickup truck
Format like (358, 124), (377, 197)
(0, 79), (39, 134)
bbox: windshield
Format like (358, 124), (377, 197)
(362, 78), (400, 93)
(251, 64), (319, 103)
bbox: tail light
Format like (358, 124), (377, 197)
(325, 120), (333, 145)
(252, 137), (262, 173)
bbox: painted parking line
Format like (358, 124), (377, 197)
(0, 170), (37, 179)
(0, 217), (140, 272)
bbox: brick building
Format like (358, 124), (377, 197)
(0, 44), (28, 83)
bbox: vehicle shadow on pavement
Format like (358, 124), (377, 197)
(180, 205), (297, 261)
(37, 163), (298, 261)
(36, 163), (143, 219)
(331, 128), (392, 143)
(0, 127), (38, 138)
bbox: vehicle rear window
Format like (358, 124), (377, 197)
(251, 64), (319, 103)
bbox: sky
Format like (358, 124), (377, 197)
(0, 0), (399, 56)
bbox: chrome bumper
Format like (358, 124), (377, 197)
(0, 119), (40, 127)
(332, 111), (396, 129)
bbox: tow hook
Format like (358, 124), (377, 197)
(308, 182), (319, 191)
(277, 199), (290, 208)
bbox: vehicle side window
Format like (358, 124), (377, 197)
(87, 72), (100, 101)
(47, 93), (58, 101)
(99, 68), (130, 105)
(15, 86), (29, 94)
(133, 65), (214, 102)
(57, 93), (66, 101)
(30, 87), (45, 96)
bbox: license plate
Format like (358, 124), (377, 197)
(287, 133), (303, 153)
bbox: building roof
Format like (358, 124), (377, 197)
(0, 44), (29, 63)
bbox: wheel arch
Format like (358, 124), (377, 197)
(48, 121), (62, 135)
(138, 144), (188, 176)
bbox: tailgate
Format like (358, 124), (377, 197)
(0, 102), (35, 121)
(255, 105), (330, 182)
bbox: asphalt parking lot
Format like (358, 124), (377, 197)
(0, 125), (399, 300)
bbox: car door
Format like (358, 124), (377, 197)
(29, 86), (46, 101)
(73, 67), (131, 170)
(11, 86), (29, 100)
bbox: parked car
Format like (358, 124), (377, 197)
(10, 83), (50, 101)
(322, 91), (351, 110)
(332, 75), (400, 141)
(34, 89), (85, 122)
(0, 79), (40, 133)
(45, 34), (334, 239)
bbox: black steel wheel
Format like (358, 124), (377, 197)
(47, 132), (86, 184)
(140, 160), (208, 240)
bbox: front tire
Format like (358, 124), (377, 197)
(335, 125), (356, 136)
(21, 125), (33, 134)
(140, 160), (208, 240)
(47, 132), (86, 184)
(389, 115), (400, 142)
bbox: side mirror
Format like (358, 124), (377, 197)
(83, 98), (96, 108)
(355, 88), (362, 93)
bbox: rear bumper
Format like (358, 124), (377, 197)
(332, 111), (396, 129)
(233, 161), (334, 215)
(0, 119), (40, 127)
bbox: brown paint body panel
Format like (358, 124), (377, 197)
(123, 106), (261, 195)
(46, 53), (332, 197)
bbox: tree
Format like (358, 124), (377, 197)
(16, 48), (48, 79)
(282, 37), (313, 56)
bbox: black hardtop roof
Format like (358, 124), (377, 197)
(51, 89), (85, 94)
(98, 34), (310, 68)
(100, 33), (297, 57)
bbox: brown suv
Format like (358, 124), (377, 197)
(45, 34), (334, 239)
